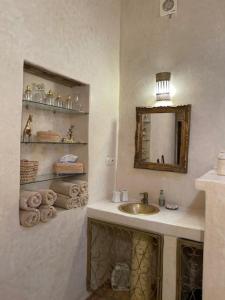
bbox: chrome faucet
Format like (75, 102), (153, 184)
(140, 192), (149, 205)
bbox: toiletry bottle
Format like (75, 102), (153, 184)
(158, 190), (165, 207)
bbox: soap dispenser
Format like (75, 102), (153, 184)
(158, 190), (165, 207)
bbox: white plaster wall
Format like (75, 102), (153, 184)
(117, 0), (225, 208)
(0, 1), (120, 300)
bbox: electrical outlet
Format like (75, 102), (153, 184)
(105, 156), (115, 166)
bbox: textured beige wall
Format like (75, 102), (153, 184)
(117, 0), (225, 208)
(0, 1), (120, 299)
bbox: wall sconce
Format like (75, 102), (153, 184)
(156, 72), (171, 102)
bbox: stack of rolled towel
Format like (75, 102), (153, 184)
(19, 189), (57, 228)
(50, 180), (88, 210)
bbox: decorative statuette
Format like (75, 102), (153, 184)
(62, 125), (75, 143)
(23, 114), (33, 142)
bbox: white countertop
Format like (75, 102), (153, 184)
(196, 169), (225, 190)
(87, 200), (205, 242)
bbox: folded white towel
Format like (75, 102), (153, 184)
(50, 181), (79, 197)
(38, 189), (57, 206)
(39, 205), (57, 223)
(20, 191), (42, 211)
(54, 194), (80, 210)
(19, 209), (40, 227)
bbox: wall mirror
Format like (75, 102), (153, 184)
(134, 105), (191, 173)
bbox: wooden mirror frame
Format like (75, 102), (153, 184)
(134, 105), (191, 173)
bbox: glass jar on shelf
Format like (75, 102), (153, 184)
(45, 90), (54, 105)
(32, 83), (46, 103)
(64, 96), (73, 109)
(55, 95), (63, 107)
(23, 85), (32, 101)
(72, 94), (83, 111)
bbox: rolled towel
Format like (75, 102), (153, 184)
(38, 189), (57, 206)
(72, 197), (81, 209)
(72, 180), (88, 193)
(20, 209), (40, 227)
(79, 193), (88, 207)
(20, 191), (42, 211)
(50, 181), (79, 197)
(39, 205), (57, 223)
(54, 194), (79, 210)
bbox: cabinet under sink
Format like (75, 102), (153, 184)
(87, 218), (163, 300)
(86, 218), (203, 300)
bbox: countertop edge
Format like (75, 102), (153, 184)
(87, 202), (205, 242)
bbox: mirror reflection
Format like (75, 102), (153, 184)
(135, 105), (191, 173)
(141, 113), (177, 164)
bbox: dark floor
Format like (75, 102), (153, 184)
(87, 287), (129, 300)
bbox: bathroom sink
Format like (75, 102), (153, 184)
(118, 203), (160, 215)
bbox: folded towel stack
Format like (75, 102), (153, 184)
(50, 180), (88, 210)
(19, 189), (57, 227)
(39, 205), (57, 223)
(54, 193), (80, 210)
(38, 189), (57, 206)
(20, 191), (42, 211)
(72, 180), (88, 206)
(50, 181), (79, 198)
(19, 209), (41, 228)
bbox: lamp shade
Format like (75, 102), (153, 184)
(156, 72), (171, 101)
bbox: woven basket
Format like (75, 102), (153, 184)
(20, 160), (39, 184)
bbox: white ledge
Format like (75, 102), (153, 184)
(196, 169), (225, 191)
(87, 200), (204, 242)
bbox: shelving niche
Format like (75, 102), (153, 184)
(20, 62), (89, 226)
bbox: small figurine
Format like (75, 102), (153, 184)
(68, 125), (74, 141)
(62, 125), (75, 143)
(23, 114), (33, 142)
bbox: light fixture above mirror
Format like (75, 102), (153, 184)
(156, 72), (171, 102)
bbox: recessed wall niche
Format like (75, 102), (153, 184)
(19, 62), (89, 227)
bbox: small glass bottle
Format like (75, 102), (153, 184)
(23, 85), (32, 101)
(38, 83), (46, 103)
(158, 189), (165, 207)
(73, 94), (82, 111)
(32, 83), (46, 103)
(55, 95), (63, 107)
(45, 90), (54, 105)
(65, 96), (73, 109)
